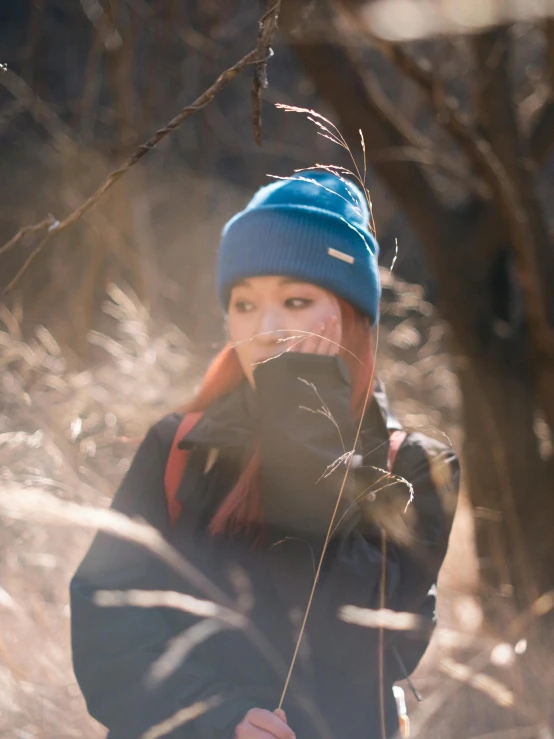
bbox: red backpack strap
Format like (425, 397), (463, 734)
(164, 412), (203, 526)
(388, 429), (407, 472)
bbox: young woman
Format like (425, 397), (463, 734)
(71, 171), (460, 739)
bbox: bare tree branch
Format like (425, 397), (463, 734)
(474, 30), (517, 159)
(345, 16), (554, 425)
(368, 146), (488, 197)
(0, 217), (57, 259)
(529, 100), (554, 163)
(104, 0), (139, 151)
(470, 29), (554, 428)
(334, 3), (529, 216)
(281, 0), (518, 349)
(473, 29), (554, 291)
(78, 0), (122, 51)
(252, 0), (282, 145)
(284, 1), (554, 409)
(0, 68), (75, 149)
(280, 0), (455, 252)
(0, 44), (271, 293)
(334, 7), (554, 356)
(529, 19), (554, 163)
(0, 98), (26, 136)
(334, 2), (553, 308)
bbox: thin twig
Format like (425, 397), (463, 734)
(0, 217), (56, 258)
(3, 233), (53, 293)
(252, 0), (282, 145)
(1, 40), (273, 293)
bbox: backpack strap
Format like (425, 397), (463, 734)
(164, 412), (203, 526)
(388, 429), (407, 472)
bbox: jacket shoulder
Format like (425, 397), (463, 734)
(146, 412), (184, 458)
(403, 430), (458, 460)
(401, 430), (460, 502)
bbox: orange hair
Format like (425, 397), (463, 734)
(185, 299), (375, 536)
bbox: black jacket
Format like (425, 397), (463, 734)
(70, 353), (460, 739)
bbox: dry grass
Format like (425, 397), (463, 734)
(0, 276), (500, 739)
(0, 284), (195, 739)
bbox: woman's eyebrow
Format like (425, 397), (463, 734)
(278, 277), (307, 286)
(233, 279), (251, 288)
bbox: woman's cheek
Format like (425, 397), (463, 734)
(288, 316), (313, 336)
(229, 314), (253, 343)
(305, 304), (335, 327)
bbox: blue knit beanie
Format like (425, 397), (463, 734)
(217, 170), (381, 323)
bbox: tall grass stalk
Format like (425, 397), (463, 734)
(269, 107), (390, 735)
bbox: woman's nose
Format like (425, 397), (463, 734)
(257, 310), (286, 345)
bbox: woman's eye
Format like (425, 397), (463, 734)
(285, 297), (313, 309)
(233, 300), (254, 313)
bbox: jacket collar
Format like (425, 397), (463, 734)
(177, 380), (257, 450)
(178, 376), (401, 452)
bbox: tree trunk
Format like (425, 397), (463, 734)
(457, 344), (553, 604)
(436, 321), (554, 733)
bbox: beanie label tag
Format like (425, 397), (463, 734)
(328, 247), (354, 265)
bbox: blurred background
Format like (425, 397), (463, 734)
(1, 1), (553, 737)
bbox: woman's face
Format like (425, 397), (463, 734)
(228, 275), (342, 385)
